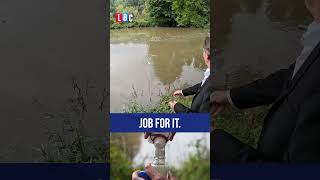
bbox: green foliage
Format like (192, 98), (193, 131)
(110, 108), (210, 179)
(145, 0), (176, 26)
(110, 135), (210, 179)
(174, 154), (210, 179)
(125, 91), (192, 113)
(172, 0), (209, 28)
(170, 139), (210, 179)
(110, 0), (146, 29)
(110, 0), (209, 29)
(110, 144), (133, 180)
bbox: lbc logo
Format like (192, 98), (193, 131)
(115, 12), (134, 23)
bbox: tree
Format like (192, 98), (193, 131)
(172, 0), (209, 28)
(146, 0), (177, 26)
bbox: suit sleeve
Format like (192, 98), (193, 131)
(230, 64), (294, 109)
(182, 83), (201, 96)
(174, 103), (193, 113)
(174, 95), (210, 113)
(286, 93), (320, 162)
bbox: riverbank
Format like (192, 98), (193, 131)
(125, 90), (267, 148)
(124, 86), (267, 147)
(125, 91), (192, 113)
(110, 18), (154, 29)
(110, 20), (210, 30)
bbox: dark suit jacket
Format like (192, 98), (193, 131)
(215, 41), (320, 162)
(174, 76), (212, 113)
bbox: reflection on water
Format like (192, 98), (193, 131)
(133, 133), (210, 168)
(212, 0), (312, 89)
(110, 28), (209, 112)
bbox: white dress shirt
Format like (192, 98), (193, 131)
(201, 68), (210, 86)
(292, 21), (320, 78)
(181, 68), (210, 96)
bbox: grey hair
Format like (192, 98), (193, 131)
(203, 35), (210, 57)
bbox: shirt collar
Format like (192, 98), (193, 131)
(302, 21), (320, 47)
(204, 68), (210, 77)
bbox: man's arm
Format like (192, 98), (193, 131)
(174, 103), (193, 113)
(286, 93), (320, 162)
(182, 83), (201, 96)
(229, 64), (294, 109)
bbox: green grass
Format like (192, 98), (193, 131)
(125, 91), (192, 113)
(171, 139), (210, 179)
(35, 78), (107, 163)
(213, 106), (269, 148)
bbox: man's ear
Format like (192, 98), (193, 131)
(206, 51), (210, 61)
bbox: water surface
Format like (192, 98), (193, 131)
(110, 28), (209, 112)
(212, 0), (312, 89)
(0, 0), (107, 161)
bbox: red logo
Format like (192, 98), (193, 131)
(115, 13), (122, 22)
(115, 12), (133, 23)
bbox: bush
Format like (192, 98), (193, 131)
(172, 0), (209, 28)
(110, 145), (133, 180)
(145, 0), (177, 27)
(110, 0), (210, 29)
(171, 139), (210, 180)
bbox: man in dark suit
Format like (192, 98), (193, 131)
(169, 35), (212, 113)
(210, 0), (320, 162)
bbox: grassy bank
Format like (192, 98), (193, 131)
(125, 89), (268, 148)
(125, 91), (193, 113)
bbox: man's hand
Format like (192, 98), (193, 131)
(168, 101), (177, 112)
(132, 163), (176, 180)
(144, 133), (176, 142)
(144, 132), (151, 139)
(173, 90), (183, 97)
(210, 90), (229, 116)
(132, 170), (144, 180)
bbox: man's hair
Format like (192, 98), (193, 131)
(203, 35), (210, 58)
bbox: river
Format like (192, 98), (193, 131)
(111, 0), (313, 168)
(110, 27), (210, 168)
(110, 28), (209, 112)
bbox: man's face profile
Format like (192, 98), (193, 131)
(203, 50), (210, 67)
(305, 0), (320, 21)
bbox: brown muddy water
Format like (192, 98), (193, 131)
(110, 28), (210, 168)
(110, 28), (209, 112)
